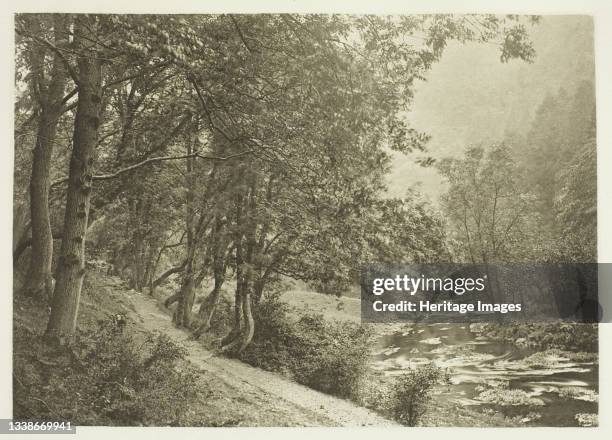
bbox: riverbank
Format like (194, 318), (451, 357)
(13, 270), (394, 426)
(13, 270), (599, 427)
(159, 281), (583, 426)
(195, 282), (598, 426)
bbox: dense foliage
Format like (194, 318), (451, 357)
(14, 13), (538, 348)
(486, 322), (598, 352)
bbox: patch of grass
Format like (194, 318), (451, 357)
(521, 349), (597, 367)
(558, 387), (598, 402)
(476, 388), (544, 407)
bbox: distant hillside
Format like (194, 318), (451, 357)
(387, 15), (595, 202)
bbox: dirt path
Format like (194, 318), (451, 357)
(126, 292), (397, 427)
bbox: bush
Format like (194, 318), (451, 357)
(485, 323), (597, 352)
(388, 363), (450, 426)
(238, 295), (371, 400)
(476, 388), (544, 407)
(14, 321), (202, 426)
(575, 413), (598, 427)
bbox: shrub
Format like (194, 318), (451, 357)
(14, 321), (201, 426)
(388, 363), (450, 426)
(476, 388), (544, 407)
(239, 295), (371, 399)
(575, 413), (598, 427)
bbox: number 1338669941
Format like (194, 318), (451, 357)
(3, 420), (75, 434)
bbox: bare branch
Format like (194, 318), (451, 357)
(229, 15), (256, 53)
(152, 260), (188, 288)
(102, 61), (171, 90)
(187, 75), (238, 145)
(60, 87), (78, 106)
(50, 149), (254, 188)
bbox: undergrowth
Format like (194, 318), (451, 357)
(485, 322), (598, 352)
(208, 293), (372, 400)
(14, 320), (203, 426)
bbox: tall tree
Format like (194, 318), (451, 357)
(16, 14), (71, 300)
(46, 15), (105, 342)
(438, 144), (539, 263)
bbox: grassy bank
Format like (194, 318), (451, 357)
(13, 271), (332, 426)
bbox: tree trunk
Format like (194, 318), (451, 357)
(173, 137), (197, 328)
(45, 16), (103, 344)
(193, 284), (221, 338)
(192, 214), (228, 337)
(174, 262), (196, 328)
(142, 242), (156, 290)
(253, 279), (264, 305)
(23, 15), (68, 301)
(239, 276), (255, 352)
(194, 262), (226, 338)
(221, 238), (245, 350)
(25, 109), (60, 301)
(13, 205), (31, 265)
(221, 169), (257, 353)
(221, 280), (244, 349)
(239, 173), (258, 351)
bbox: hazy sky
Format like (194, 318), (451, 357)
(386, 15), (595, 202)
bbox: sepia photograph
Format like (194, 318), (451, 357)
(5, 2), (609, 434)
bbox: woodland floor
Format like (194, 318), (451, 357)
(13, 270), (396, 427)
(127, 290), (396, 427)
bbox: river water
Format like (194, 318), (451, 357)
(371, 323), (598, 426)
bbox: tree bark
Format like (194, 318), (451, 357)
(221, 169), (257, 353)
(221, 280), (244, 350)
(239, 279), (255, 352)
(174, 137), (197, 328)
(193, 235), (227, 337)
(12, 203), (30, 259)
(239, 176), (257, 352)
(46, 16), (103, 343)
(13, 230), (63, 266)
(23, 15), (69, 301)
(174, 261), (196, 328)
(193, 282), (222, 338)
